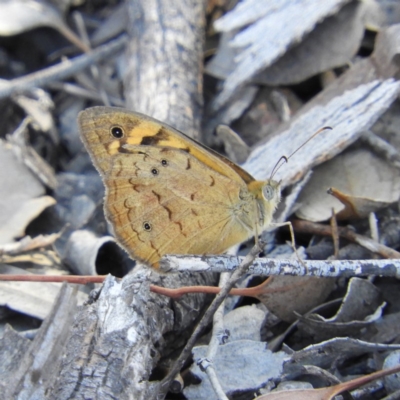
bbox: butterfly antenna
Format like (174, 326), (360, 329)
(286, 126), (332, 161)
(270, 156), (288, 180)
(269, 126), (332, 180)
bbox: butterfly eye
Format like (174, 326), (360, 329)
(110, 126), (124, 138)
(143, 222), (152, 231)
(263, 184), (275, 200)
(151, 168), (159, 175)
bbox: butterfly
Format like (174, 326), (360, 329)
(78, 107), (281, 268)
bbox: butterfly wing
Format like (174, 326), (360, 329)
(79, 107), (256, 183)
(78, 107), (256, 267)
(104, 146), (255, 266)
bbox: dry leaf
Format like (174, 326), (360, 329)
(298, 277), (385, 339)
(223, 305), (265, 342)
(256, 365), (400, 399)
(0, 265), (62, 320)
(0, 142), (56, 244)
(184, 340), (288, 399)
(328, 187), (394, 219)
(216, 124), (250, 164)
(383, 350), (400, 392)
(296, 149), (400, 222)
(254, 275), (335, 323)
(0, 0), (88, 52)
(284, 337), (400, 373)
(230, 88), (302, 146)
(12, 89), (55, 133)
(0, 233), (60, 254)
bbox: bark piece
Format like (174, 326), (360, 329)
(3, 283), (81, 399)
(0, 325), (31, 397)
(49, 271), (214, 399)
(243, 79), (400, 188)
(256, 1), (366, 85)
(212, 0), (351, 108)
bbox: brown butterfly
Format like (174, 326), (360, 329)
(78, 107), (281, 268)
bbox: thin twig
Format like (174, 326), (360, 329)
(361, 129), (400, 169)
(330, 209), (339, 259)
(291, 219), (400, 259)
(0, 35), (127, 99)
(3, 256), (400, 289)
(160, 255), (400, 277)
(0, 274), (105, 284)
(200, 273), (230, 400)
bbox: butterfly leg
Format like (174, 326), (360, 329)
(269, 221), (308, 272)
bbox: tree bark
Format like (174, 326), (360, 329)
(124, 0), (205, 139)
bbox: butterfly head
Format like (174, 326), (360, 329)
(261, 179), (281, 220)
(262, 179), (281, 203)
(247, 179), (281, 230)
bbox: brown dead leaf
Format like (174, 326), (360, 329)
(0, 233), (60, 254)
(250, 275), (335, 323)
(327, 187), (393, 220)
(296, 149), (400, 222)
(256, 365), (400, 399)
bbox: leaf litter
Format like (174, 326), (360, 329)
(0, 0), (400, 399)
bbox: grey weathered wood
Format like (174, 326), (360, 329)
(123, 0), (205, 139)
(49, 270), (214, 399)
(212, 0), (351, 108)
(243, 79), (400, 187)
(0, 325), (31, 398)
(255, 1), (365, 85)
(2, 283), (80, 399)
(242, 25), (400, 190)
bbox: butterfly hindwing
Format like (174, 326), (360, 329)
(104, 146), (254, 266)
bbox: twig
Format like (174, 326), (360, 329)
(267, 298), (343, 351)
(361, 129), (400, 169)
(369, 212), (379, 243)
(330, 209), (339, 258)
(73, 11), (111, 106)
(3, 254), (400, 290)
(160, 255), (400, 277)
(291, 219), (400, 259)
(0, 274), (105, 284)
(154, 244), (262, 399)
(0, 35), (127, 99)
(47, 82), (124, 105)
(200, 273), (230, 400)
